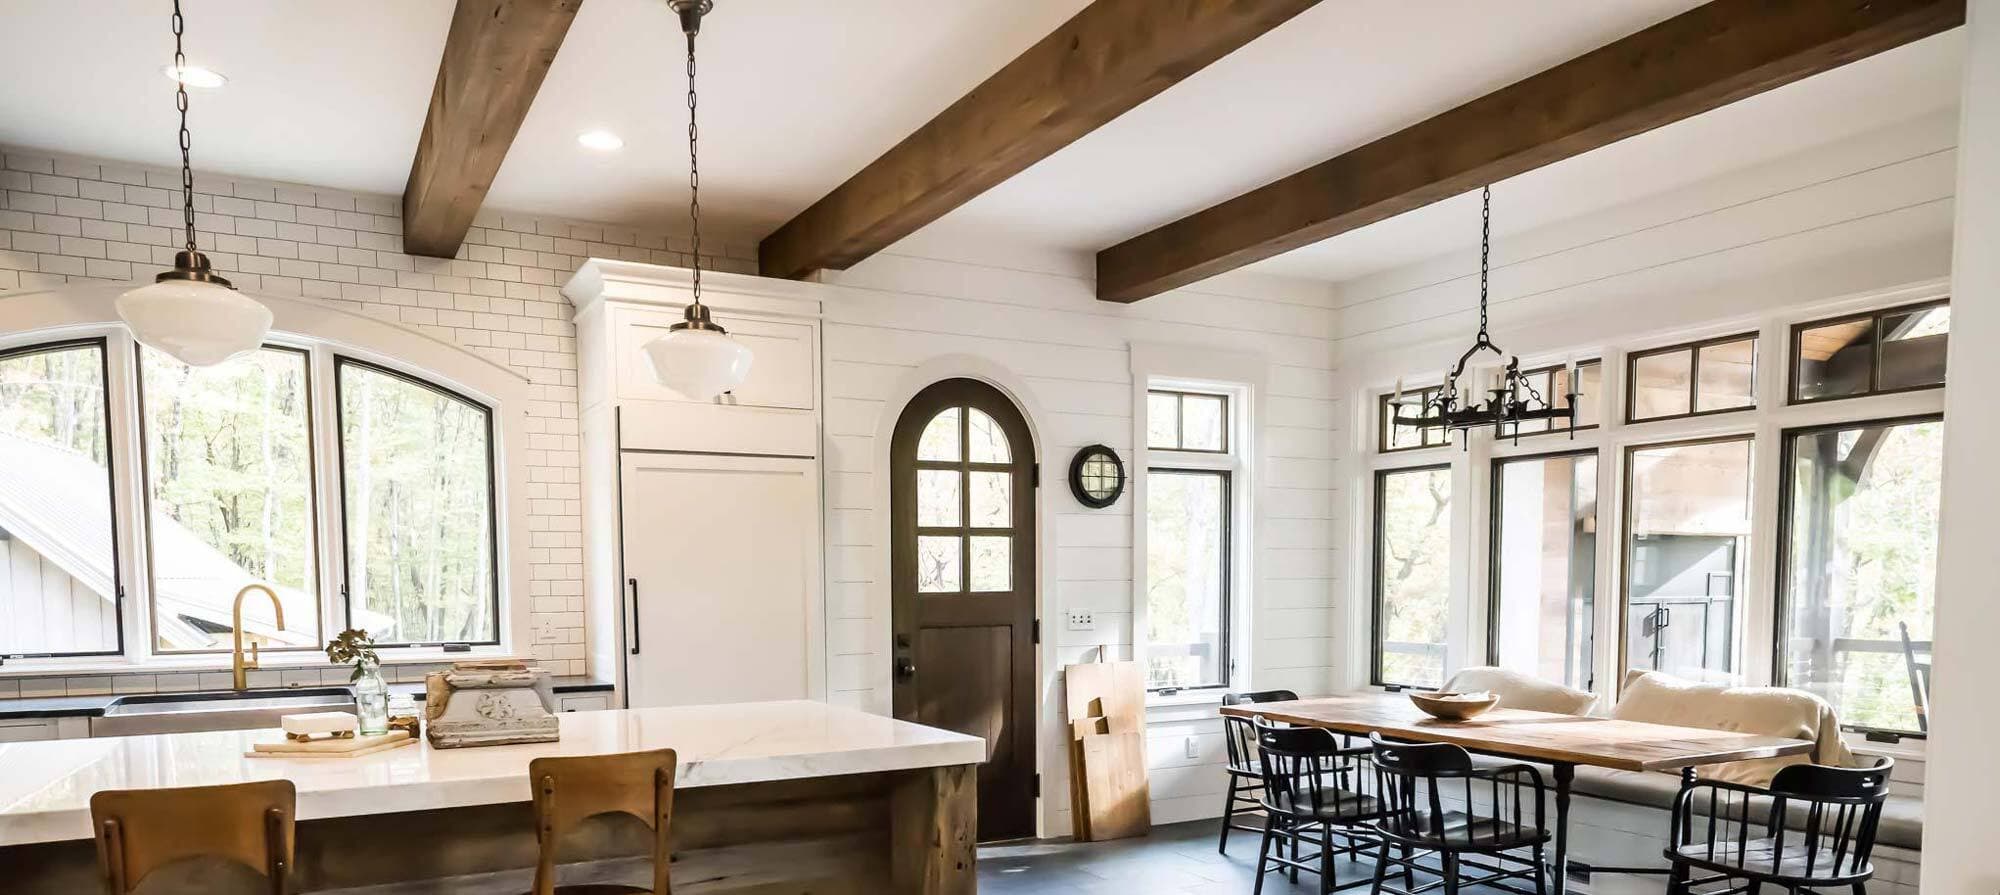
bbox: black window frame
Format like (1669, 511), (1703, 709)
(1772, 412), (1943, 740)
(134, 341), (323, 655)
(1378, 386), (1448, 453)
(0, 337), (127, 661)
(1787, 298), (1950, 406)
(1624, 331), (1760, 425)
(332, 355), (503, 649)
(1143, 466), (1233, 694)
(1484, 447), (1599, 691)
(1615, 433), (1755, 694)
(1146, 389), (1230, 454)
(1371, 462), (1453, 689)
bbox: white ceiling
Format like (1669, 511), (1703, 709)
(0, 0), (1967, 284)
(0, 1), (452, 195)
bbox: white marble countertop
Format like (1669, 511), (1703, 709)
(0, 700), (986, 847)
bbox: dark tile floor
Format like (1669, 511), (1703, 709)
(977, 819), (1405, 895)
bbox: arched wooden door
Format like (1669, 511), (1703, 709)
(890, 378), (1037, 841)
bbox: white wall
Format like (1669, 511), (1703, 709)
(1922, 2), (2000, 890)
(815, 233), (1344, 832)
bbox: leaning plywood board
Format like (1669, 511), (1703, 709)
(1063, 660), (1151, 841)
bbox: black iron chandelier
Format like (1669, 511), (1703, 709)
(1389, 186), (1579, 447)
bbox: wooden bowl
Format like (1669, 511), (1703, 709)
(1408, 690), (1500, 721)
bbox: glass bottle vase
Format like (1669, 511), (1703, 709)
(352, 661), (391, 736)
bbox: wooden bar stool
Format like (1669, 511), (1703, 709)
(90, 779), (296, 895)
(528, 747), (679, 895)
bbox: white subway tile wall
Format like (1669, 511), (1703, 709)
(0, 146), (755, 680)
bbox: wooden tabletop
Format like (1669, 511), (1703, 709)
(1222, 693), (1814, 773)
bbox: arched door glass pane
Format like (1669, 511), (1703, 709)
(912, 402), (1019, 595)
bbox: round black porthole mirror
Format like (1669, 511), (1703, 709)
(1068, 444), (1126, 509)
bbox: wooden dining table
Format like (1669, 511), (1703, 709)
(1221, 693), (1815, 895)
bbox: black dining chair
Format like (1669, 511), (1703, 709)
(1365, 733), (1549, 895)
(1666, 758), (1894, 895)
(1251, 719), (1390, 895)
(1218, 689), (1300, 854)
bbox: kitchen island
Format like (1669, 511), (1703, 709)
(0, 700), (986, 894)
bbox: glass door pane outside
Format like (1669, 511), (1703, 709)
(1621, 436), (1753, 685)
(1490, 451), (1597, 690)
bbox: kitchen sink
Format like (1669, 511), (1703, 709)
(90, 687), (358, 737)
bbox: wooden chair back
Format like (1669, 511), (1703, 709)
(1368, 732), (1545, 850)
(90, 779), (296, 895)
(528, 747), (678, 895)
(1253, 719), (1374, 822)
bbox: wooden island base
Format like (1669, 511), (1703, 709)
(1, 764), (977, 895)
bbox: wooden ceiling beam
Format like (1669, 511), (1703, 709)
(757, 0), (1322, 281)
(402, 0), (583, 259)
(1094, 0), (1965, 303)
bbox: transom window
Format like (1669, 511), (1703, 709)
(1626, 333), (1758, 423)
(1147, 390), (1228, 453)
(1379, 386), (1448, 453)
(914, 405), (1016, 593)
(0, 331), (503, 663)
(1791, 300), (1949, 404)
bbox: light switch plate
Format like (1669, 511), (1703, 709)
(535, 619), (561, 643)
(1066, 609), (1095, 631)
(1183, 736), (1200, 760)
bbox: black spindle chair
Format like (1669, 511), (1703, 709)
(1252, 719), (1391, 895)
(1666, 758), (1894, 895)
(1365, 733), (1549, 895)
(1218, 689), (1300, 854)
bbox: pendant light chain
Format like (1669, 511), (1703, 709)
(1477, 184), (1491, 340)
(171, 0), (198, 257)
(683, 25), (703, 309)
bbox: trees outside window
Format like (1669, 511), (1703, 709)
(338, 359), (498, 645)
(1375, 465), (1452, 688)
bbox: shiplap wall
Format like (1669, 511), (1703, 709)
(815, 238), (1343, 833)
(0, 145), (749, 681)
(0, 537), (117, 654)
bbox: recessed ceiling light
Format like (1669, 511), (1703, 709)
(160, 63), (227, 89)
(577, 130), (625, 152)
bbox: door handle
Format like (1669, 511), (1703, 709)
(895, 657), (916, 681)
(627, 578), (642, 656)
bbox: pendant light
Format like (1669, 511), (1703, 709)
(641, 0), (753, 401)
(115, 0), (272, 367)
(1389, 186), (1578, 446)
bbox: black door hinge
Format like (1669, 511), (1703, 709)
(1033, 462), (1041, 487)
(1033, 618), (1041, 644)
(1034, 772), (1042, 792)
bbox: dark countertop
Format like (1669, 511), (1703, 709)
(0, 675), (614, 720)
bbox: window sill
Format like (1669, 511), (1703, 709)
(0, 645), (516, 679)
(1146, 689), (1228, 709)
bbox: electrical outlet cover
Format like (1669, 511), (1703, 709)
(1066, 609), (1095, 630)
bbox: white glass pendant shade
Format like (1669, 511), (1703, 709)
(117, 274), (273, 367)
(643, 325), (752, 401)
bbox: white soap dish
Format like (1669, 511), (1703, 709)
(281, 710), (359, 742)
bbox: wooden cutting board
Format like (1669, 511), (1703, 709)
(247, 730), (413, 758)
(1063, 660), (1151, 841)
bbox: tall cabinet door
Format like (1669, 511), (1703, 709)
(619, 452), (822, 708)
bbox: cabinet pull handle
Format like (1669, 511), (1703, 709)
(628, 578), (642, 656)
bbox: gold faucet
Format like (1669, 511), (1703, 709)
(231, 584), (286, 691)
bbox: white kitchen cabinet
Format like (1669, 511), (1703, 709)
(618, 452), (822, 708)
(562, 259), (830, 707)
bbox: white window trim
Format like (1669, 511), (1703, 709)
(0, 283), (534, 675)
(1350, 277), (1948, 750)
(1130, 342), (1265, 705)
